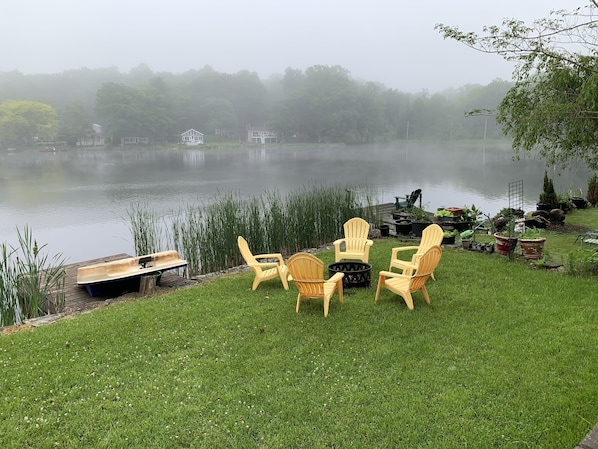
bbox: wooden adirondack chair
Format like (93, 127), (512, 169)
(394, 189), (422, 210)
(375, 245), (442, 310)
(286, 252), (344, 317)
(237, 236), (289, 291)
(333, 217), (374, 263)
(389, 223), (443, 279)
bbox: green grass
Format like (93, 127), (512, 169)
(1, 211), (597, 448)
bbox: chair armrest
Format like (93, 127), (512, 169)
(378, 270), (410, 280)
(328, 272), (345, 283)
(390, 246), (418, 258)
(255, 253), (285, 264)
(365, 240), (374, 247)
(333, 238), (346, 246)
(249, 261), (279, 268)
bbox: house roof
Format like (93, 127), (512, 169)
(181, 128), (203, 135)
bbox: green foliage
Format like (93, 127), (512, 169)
(539, 170), (558, 208)
(519, 227), (544, 239)
(57, 101), (91, 146)
(0, 100), (58, 146)
(460, 204), (483, 224)
(436, 3), (598, 169)
(0, 226), (66, 326)
(567, 250), (598, 275)
(158, 184), (365, 276)
(95, 81), (174, 144)
(434, 209), (454, 217)
(128, 203), (165, 256)
(587, 173), (598, 205)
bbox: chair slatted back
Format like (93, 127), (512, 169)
(287, 253), (325, 298)
(410, 246), (442, 291)
(343, 217), (370, 252)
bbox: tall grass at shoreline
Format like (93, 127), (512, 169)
(130, 184), (378, 277)
(0, 227), (66, 327)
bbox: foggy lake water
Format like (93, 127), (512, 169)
(0, 142), (589, 263)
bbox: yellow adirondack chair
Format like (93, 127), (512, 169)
(375, 245), (442, 310)
(237, 236), (289, 291)
(333, 217), (374, 262)
(286, 252), (344, 317)
(389, 223), (443, 279)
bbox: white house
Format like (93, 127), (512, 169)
(180, 129), (204, 146)
(246, 127), (278, 144)
(121, 136), (150, 145)
(77, 123), (105, 147)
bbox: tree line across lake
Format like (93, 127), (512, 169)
(0, 64), (511, 148)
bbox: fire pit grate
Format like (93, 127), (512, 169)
(328, 261), (372, 288)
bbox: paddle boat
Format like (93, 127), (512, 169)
(77, 250), (187, 297)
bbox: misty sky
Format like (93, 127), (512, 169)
(1, 0), (575, 93)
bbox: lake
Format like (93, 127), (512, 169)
(0, 141), (589, 263)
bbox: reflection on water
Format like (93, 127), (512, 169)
(0, 143), (589, 262)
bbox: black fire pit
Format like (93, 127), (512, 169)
(328, 261), (372, 289)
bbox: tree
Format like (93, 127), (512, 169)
(95, 82), (173, 144)
(58, 101), (91, 146)
(0, 100), (57, 147)
(436, 1), (598, 169)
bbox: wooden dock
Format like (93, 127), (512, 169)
(61, 254), (197, 316)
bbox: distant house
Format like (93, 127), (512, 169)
(77, 123), (105, 147)
(121, 136), (150, 145)
(246, 127), (278, 144)
(180, 129), (204, 146)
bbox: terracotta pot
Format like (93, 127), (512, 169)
(519, 238), (546, 260)
(494, 233), (518, 255)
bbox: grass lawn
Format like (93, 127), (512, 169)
(1, 209), (597, 448)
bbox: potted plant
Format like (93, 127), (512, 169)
(459, 204), (483, 232)
(570, 187), (588, 209)
(494, 218), (518, 256)
(410, 207), (432, 237)
(459, 229), (474, 249)
(518, 227), (546, 260)
(556, 191), (572, 213)
(538, 170), (557, 211)
(394, 219), (412, 236)
(434, 209), (455, 223)
(442, 229), (458, 245)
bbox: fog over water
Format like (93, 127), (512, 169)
(0, 143), (589, 262)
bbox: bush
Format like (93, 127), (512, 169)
(587, 174), (598, 205)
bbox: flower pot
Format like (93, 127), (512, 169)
(571, 197), (588, 209)
(394, 220), (412, 236)
(379, 224), (390, 237)
(519, 237), (546, 260)
(411, 220), (431, 238)
(462, 239), (472, 250)
(444, 207), (464, 217)
(493, 233), (518, 255)
(442, 235), (456, 245)
(536, 202), (552, 212)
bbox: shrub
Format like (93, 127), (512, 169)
(587, 174), (598, 205)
